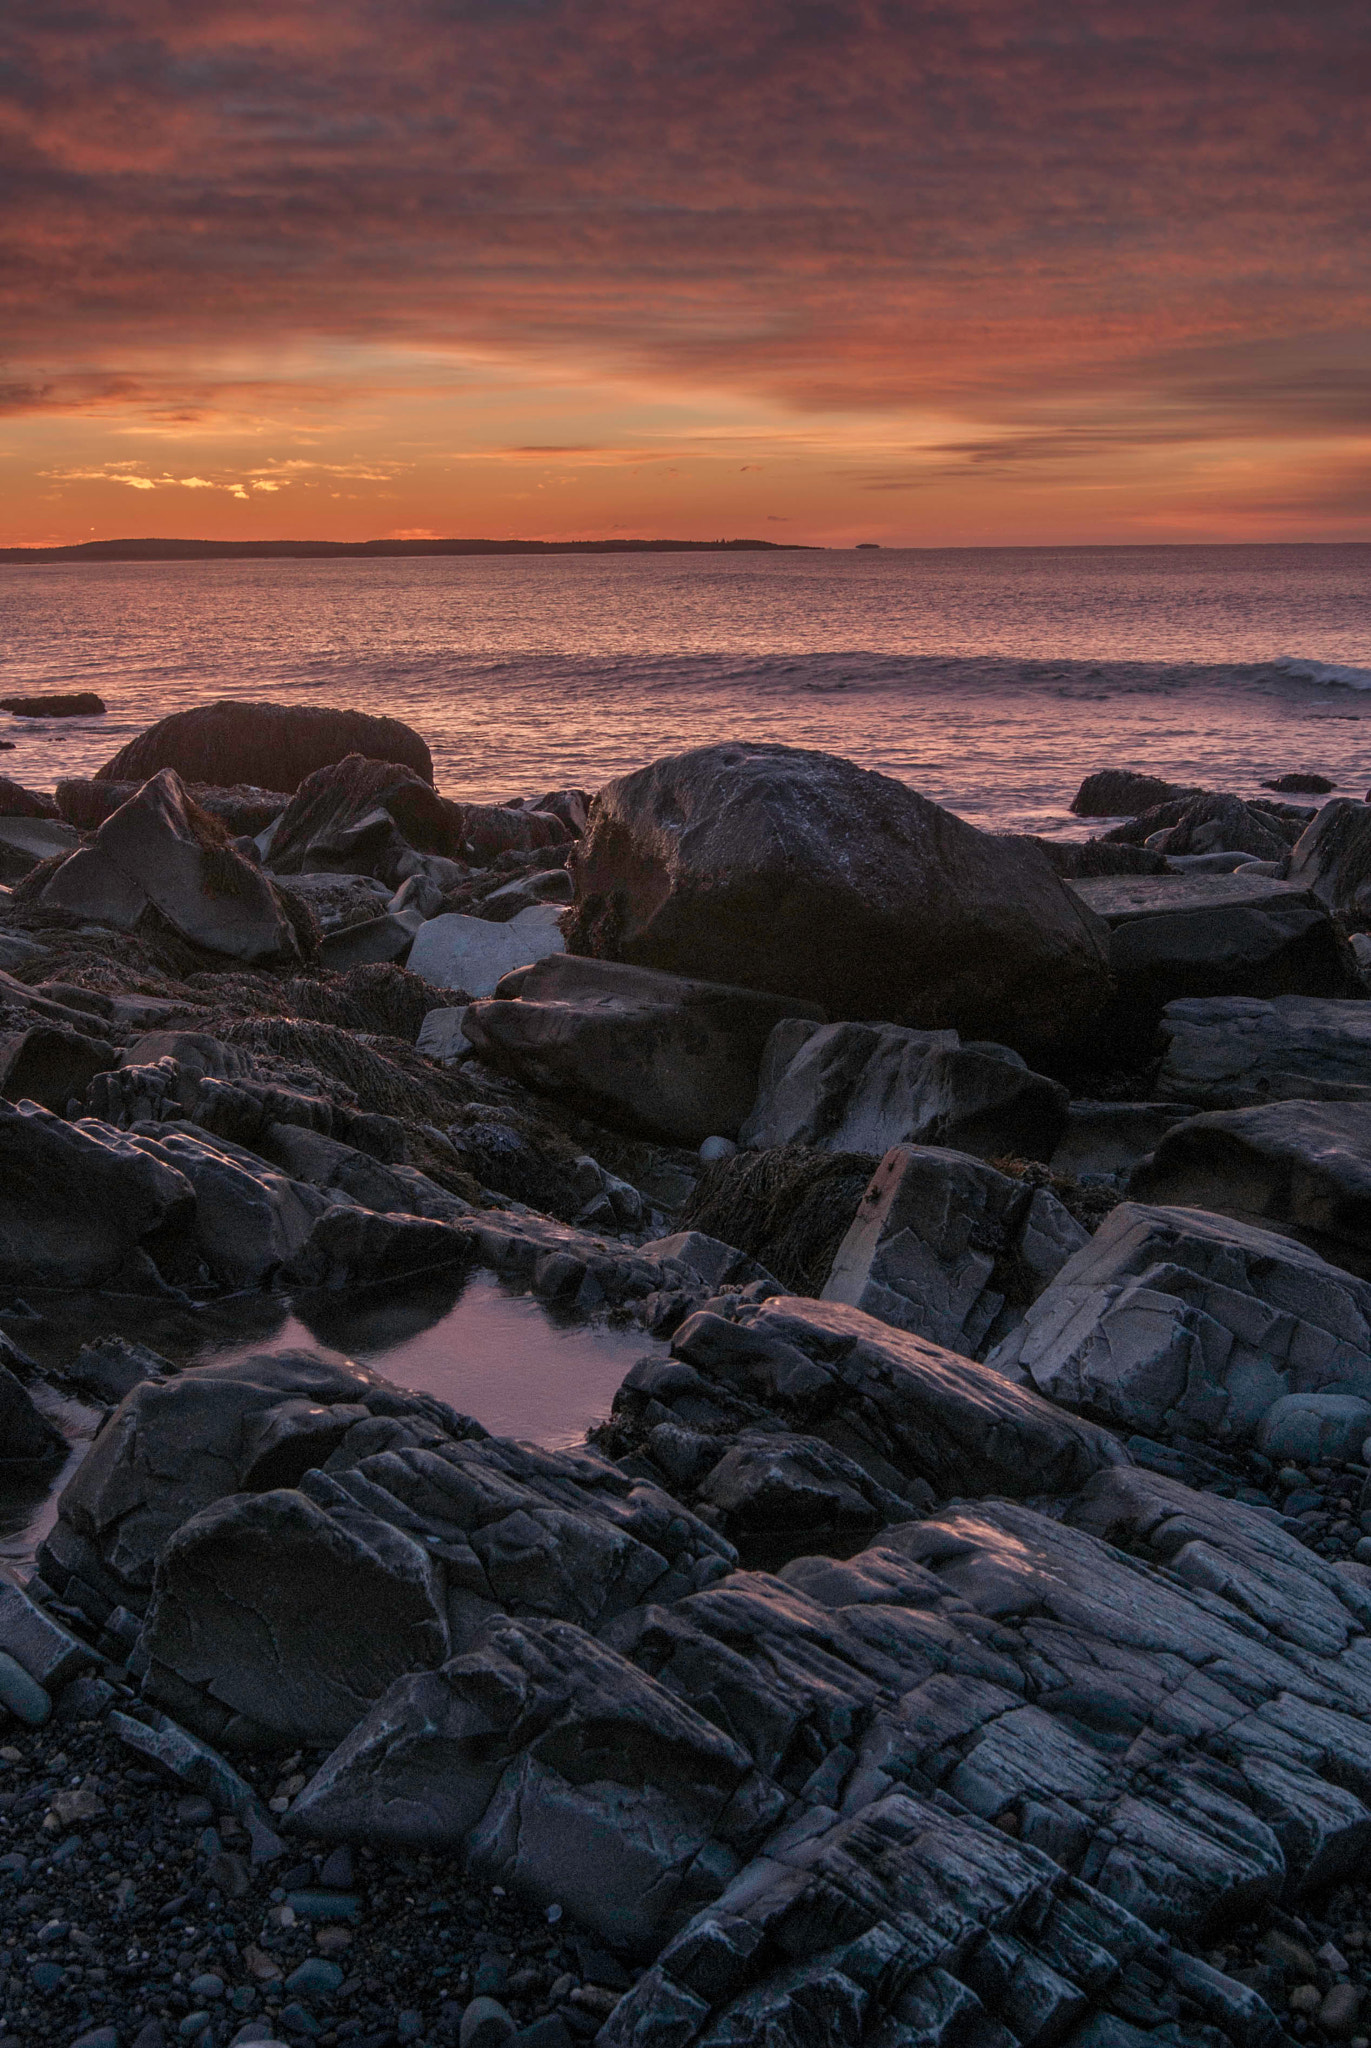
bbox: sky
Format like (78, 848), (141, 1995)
(3, 0), (1369, 548)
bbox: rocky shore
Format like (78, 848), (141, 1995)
(5, 703), (1371, 2048)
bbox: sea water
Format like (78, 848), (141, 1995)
(1, 542), (1369, 834)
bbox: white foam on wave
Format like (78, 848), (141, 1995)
(1276, 654), (1371, 691)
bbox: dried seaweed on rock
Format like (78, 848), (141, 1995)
(682, 1143), (880, 1295)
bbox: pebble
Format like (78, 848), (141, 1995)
(284, 1956), (345, 1994)
(1291, 1982), (1324, 2014)
(71, 2031), (121, 2048)
(462, 1996), (518, 2048)
(177, 2015), (212, 2040)
(188, 1972), (224, 1998)
(1323, 1982), (1367, 2034)
(286, 1886), (362, 1921)
(0, 1647), (51, 1725)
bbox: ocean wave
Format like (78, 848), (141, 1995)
(1276, 654), (1371, 691)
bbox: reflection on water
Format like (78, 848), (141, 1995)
(194, 1268), (662, 1450)
(0, 1272), (663, 1580)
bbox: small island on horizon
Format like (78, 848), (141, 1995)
(0, 535), (816, 565)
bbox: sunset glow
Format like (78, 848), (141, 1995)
(4, 1), (1368, 547)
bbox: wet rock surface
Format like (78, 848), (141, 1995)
(14, 739), (1371, 2047)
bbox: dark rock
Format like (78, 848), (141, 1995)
(267, 754), (464, 877)
(257, 1122), (473, 1222)
(44, 1347), (482, 1614)
(463, 954), (826, 1147)
(1104, 790), (1292, 858)
(1050, 1100), (1197, 1185)
(0, 812), (80, 880)
(739, 1018), (1069, 1163)
(0, 1579), (95, 1687)
(69, 1335), (175, 1403)
(0, 1100), (194, 1288)
(1029, 836), (1168, 877)
(1157, 994), (1371, 1108)
(318, 909), (422, 970)
(562, 743), (1112, 1061)
(1288, 798), (1371, 919)
(0, 776), (60, 819)
(1128, 1099), (1371, 1278)
(989, 1197), (1371, 1442)
(1070, 768), (1200, 816)
(820, 1143), (1088, 1355)
(0, 1023), (119, 1112)
(619, 1293), (1126, 1501)
(1265, 772), (1335, 794)
(141, 1485), (453, 1746)
(96, 699), (434, 790)
(0, 1362), (66, 1466)
(56, 777), (290, 835)
(0, 691), (105, 717)
(1070, 872), (1361, 1044)
(279, 1206), (477, 1290)
(40, 770), (303, 964)
(692, 1432), (912, 1560)
(478, 868), (575, 921)
(461, 804), (571, 859)
(125, 1121), (336, 1287)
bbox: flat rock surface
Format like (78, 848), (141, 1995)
(1158, 995), (1371, 1108)
(1070, 872), (1305, 922)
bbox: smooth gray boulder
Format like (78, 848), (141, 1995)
(1256, 1391), (1371, 1463)
(40, 1348), (482, 1617)
(0, 1101), (194, 1288)
(739, 1018), (1068, 1162)
(317, 909), (422, 971)
(40, 769), (302, 963)
(1070, 871), (1360, 1032)
(407, 905), (565, 996)
(1157, 994), (1371, 1108)
(1128, 1098), (1371, 1277)
(462, 954), (825, 1147)
(562, 743), (1112, 1062)
(820, 1144), (1088, 1356)
(614, 1293), (1127, 1502)
(0, 813), (78, 881)
(989, 1199), (1371, 1442)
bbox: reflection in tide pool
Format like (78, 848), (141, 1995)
(194, 1268), (665, 1450)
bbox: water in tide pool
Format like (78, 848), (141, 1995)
(2, 543), (1370, 833)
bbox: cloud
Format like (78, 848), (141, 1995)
(4, 0), (1370, 533)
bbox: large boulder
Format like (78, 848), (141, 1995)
(96, 699), (434, 790)
(561, 744), (1112, 1060)
(0, 1023), (119, 1113)
(287, 1615), (771, 1954)
(1287, 797), (1371, 918)
(39, 770), (302, 964)
(0, 813), (79, 881)
(614, 1293), (1126, 1502)
(0, 776), (60, 819)
(1128, 1099), (1371, 1278)
(0, 1101), (194, 1287)
(131, 1431), (736, 1746)
(56, 777), (289, 836)
(739, 1018), (1068, 1162)
(462, 954), (825, 1146)
(265, 754), (463, 878)
(989, 1199), (1371, 1442)
(40, 1348), (483, 1619)
(821, 1144), (1088, 1356)
(1156, 994), (1371, 1107)
(407, 903), (566, 997)
(1069, 872), (1360, 1042)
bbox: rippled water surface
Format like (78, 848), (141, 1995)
(2, 543), (1370, 833)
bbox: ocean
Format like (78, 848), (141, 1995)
(1, 542), (1368, 835)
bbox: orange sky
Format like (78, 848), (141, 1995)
(3, 0), (1369, 548)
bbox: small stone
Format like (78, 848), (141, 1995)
(277, 2007), (322, 2039)
(1319, 1941), (1352, 1973)
(230, 1986), (259, 2012)
(133, 2025), (166, 2048)
(1323, 1984), (1367, 2037)
(189, 1972), (224, 1999)
(0, 1650), (51, 1725)
(176, 1795), (215, 1825)
(317, 1845), (353, 1889)
(461, 1997), (518, 2048)
(475, 1957), (509, 1996)
(512, 2022), (574, 2048)
(70, 2030), (120, 2048)
(699, 1136), (738, 1163)
(286, 1888), (361, 1922)
(178, 2017), (212, 2041)
(31, 1959), (64, 1992)
(314, 1925), (353, 1954)
(285, 1957), (344, 1996)
(545, 1903), (562, 1925)
(397, 2018), (424, 2045)
(1290, 1983), (1323, 2015)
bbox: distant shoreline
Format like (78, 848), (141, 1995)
(0, 536), (815, 564)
